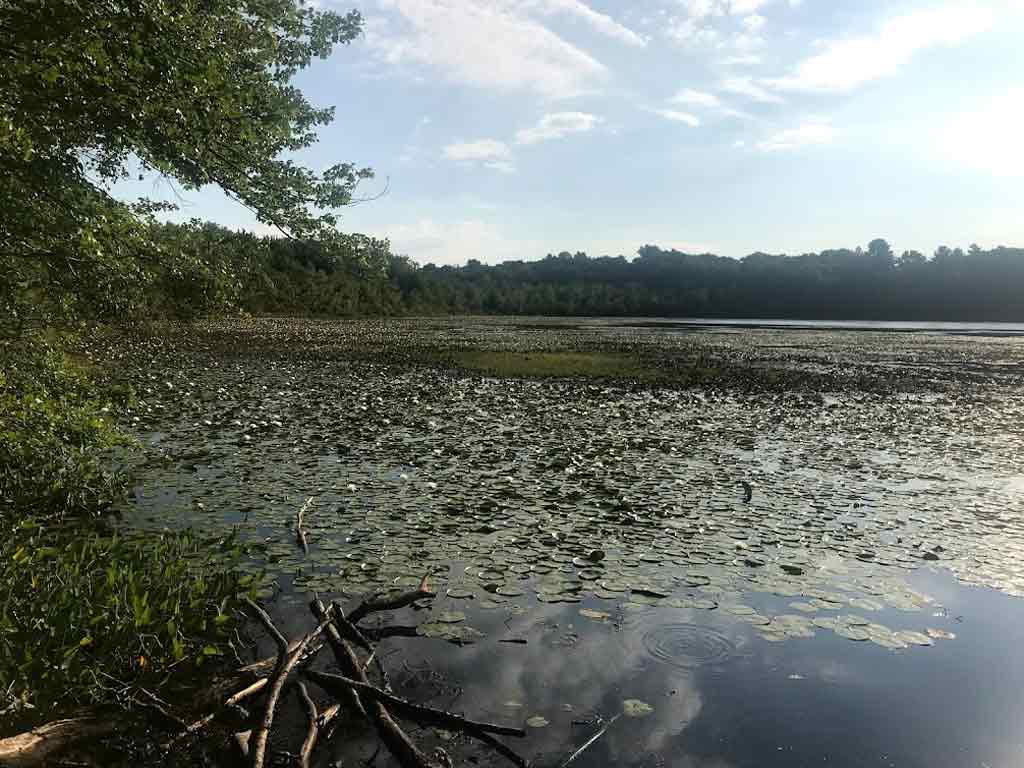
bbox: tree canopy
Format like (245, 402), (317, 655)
(0, 0), (369, 331)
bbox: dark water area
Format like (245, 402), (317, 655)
(352, 568), (1024, 768)
(104, 318), (1024, 767)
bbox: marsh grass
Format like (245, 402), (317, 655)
(438, 349), (734, 387)
(449, 350), (663, 380)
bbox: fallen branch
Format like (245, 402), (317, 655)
(245, 598), (329, 768)
(296, 681), (318, 768)
(295, 496), (313, 554)
(306, 671), (528, 767)
(162, 677), (268, 749)
(347, 573), (435, 624)
(311, 601), (439, 768)
(333, 601), (392, 692)
(311, 599), (366, 719)
(0, 718), (114, 768)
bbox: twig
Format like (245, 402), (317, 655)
(311, 600), (366, 719)
(161, 678), (268, 749)
(333, 602), (391, 691)
(305, 671), (525, 737)
(296, 496), (313, 554)
(557, 714), (620, 768)
(244, 598), (329, 768)
(310, 602), (438, 768)
(348, 574), (435, 624)
(130, 686), (189, 730)
(296, 682), (318, 768)
(306, 671), (529, 768)
(234, 730), (251, 758)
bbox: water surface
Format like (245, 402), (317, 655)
(111, 317), (1024, 767)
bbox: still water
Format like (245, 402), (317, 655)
(114, 318), (1024, 767)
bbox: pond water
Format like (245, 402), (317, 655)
(109, 317), (1024, 767)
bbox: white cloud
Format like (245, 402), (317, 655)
(683, 0), (718, 19)
(683, 0), (765, 17)
(387, 217), (545, 265)
(939, 88), (1024, 176)
(741, 13), (766, 32)
(527, 0), (645, 46)
(515, 112), (603, 144)
(721, 75), (784, 103)
(665, 17), (719, 45)
(369, 0), (607, 99)
(757, 119), (835, 151)
(443, 139), (511, 161)
(649, 108), (701, 127)
(728, 0), (767, 13)
(672, 88), (721, 108)
(769, 3), (994, 92)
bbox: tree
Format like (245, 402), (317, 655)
(899, 250), (926, 267)
(0, 0), (370, 332)
(866, 238), (895, 269)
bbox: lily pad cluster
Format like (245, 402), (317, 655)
(102, 318), (1023, 658)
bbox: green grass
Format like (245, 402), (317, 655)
(450, 350), (662, 380)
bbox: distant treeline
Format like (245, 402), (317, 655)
(154, 224), (1024, 321)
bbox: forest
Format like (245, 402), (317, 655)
(178, 224), (1024, 321)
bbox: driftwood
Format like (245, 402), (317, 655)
(347, 573), (435, 624)
(296, 681), (318, 768)
(311, 600), (439, 768)
(306, 671), (524, 737)
(244, 597), (328, 768)
(2, 585), (525, 768)
(311, 599), (366, 718)
(307, 671), (529, 768)
(295, 496), (313, 555)
(0, 718), (114, 768)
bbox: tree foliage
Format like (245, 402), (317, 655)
(1, 0), (369, 331)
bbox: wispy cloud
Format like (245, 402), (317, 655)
(649, 108), (701, 127)
(721, 76), (785, 103)
(768, 3), (994, 92)
(757, 119), (835, 151)
(671, 88), (722, 108)
(527, 0), (645, 46)
(443, 139), (511, 161)
(515, 112), (603, 144)
(368, 0), (606, 99)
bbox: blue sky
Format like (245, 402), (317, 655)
(119, 0), (1024, 265)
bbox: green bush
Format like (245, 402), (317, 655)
(0, 524), (257, 715)
(0, 337), (261, 720)
(0, 336), (126, 521)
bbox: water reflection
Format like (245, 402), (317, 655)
(342, 567), (1024, 767)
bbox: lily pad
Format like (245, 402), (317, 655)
(622, 699), (654, 718)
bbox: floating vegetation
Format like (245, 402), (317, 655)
(416, 622), (485, 644)
(526, 715), (550, 728)
(104, 316), (1024, 684)
(622, 699), (654, 718)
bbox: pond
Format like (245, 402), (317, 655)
(110, 317), (1024, 767)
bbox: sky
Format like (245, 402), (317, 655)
(117, 0), (1024, 265)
